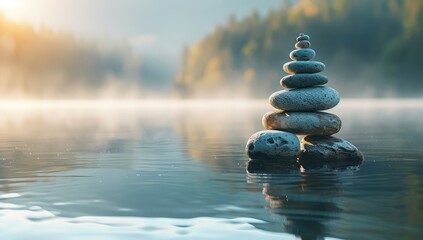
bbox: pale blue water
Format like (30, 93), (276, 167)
(0, 100), (422, 239)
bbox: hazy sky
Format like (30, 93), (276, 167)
(1, 0), (281, 56)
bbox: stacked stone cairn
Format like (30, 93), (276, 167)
(246, 33), (363, 171)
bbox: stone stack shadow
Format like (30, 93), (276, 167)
(246, 33), (363, 171)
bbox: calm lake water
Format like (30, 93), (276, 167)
(0, 99), (422, 240)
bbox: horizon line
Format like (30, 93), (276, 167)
(0, 98), (420, 109)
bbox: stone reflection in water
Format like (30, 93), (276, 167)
(248, 171), (349, 240)
(246, 158), (299, 174)
(174, 104), (265, 170)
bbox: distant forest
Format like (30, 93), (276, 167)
(176, 0), (423, 98)
(0, 15), (170, 99)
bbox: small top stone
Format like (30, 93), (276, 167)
(296, 33), (310, 42)
(295, 40), (310, 49)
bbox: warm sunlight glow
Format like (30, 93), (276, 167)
(0, 0), (21, 17)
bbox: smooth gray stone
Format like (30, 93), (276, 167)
(269, 86), (340, 111)
(262, 111), (341, 135)
(246, 130), (300, 161)
(299, 135), (364, 169)
(289, 49), (316, 61)
(295, 40), (310, 49)
(283, 61), (325, 74)
(296, 34), (310, 41)
(281, 74), (328, 89)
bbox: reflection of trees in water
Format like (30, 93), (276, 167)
(0, 104), (267, 192)
(403, 172), (423, 240)
(174, 105), (265, 170)
(249, 171), (349, 240)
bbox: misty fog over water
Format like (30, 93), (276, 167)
(0, 99), (421, 239)
(0, 1), (422, 239)
(0, 0), (422, 99)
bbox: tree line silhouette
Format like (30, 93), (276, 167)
(176, 0), (423, 98)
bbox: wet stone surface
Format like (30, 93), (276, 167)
(246, 130), (300, 160)
(299, 135), (364, 169)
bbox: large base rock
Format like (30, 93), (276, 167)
(299, 136), (364, 169)
(246, 130), (300, 161)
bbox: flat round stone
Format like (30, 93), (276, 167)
(262, 111), (341, 135)
(289, 49), (316, 61)
(269, 86), (340, 111)
(281, 74), (328, 89)
(295, 40), (310, 49)
(296, 34), (310, 41)
(299, 136), (364, 169)
(283, 61), (325, 74)
(246, 130), (300, 161)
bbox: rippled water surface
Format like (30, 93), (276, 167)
(0, 100), (422, 240)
